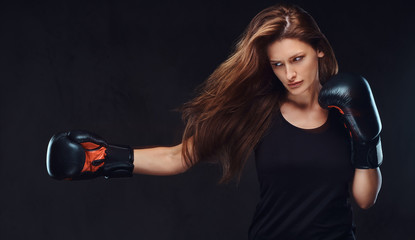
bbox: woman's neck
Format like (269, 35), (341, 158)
(283, 82), (322, 111)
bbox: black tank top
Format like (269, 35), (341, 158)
(248, 109), (356, 240)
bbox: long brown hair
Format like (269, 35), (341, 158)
(180, 3), (338, 184)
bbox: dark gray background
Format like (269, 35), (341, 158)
(0, 0), (413, 239)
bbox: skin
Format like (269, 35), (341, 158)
(132, 37), (382, 209)
(133, 144), (186, 175)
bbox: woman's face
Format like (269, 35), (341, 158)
(267, 38), (324, 97)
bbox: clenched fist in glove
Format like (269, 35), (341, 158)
(46, 130), (134, 180)
(319, 72), (383, 169)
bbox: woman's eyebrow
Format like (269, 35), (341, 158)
(269, 52), (305, 62)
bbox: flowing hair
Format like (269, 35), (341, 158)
(180, 3), (338, 184)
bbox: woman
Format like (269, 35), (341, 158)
(47, 3), (382, 239)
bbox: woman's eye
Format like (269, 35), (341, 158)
(293, 56), (303, 62)
(273, 62), (283, 67)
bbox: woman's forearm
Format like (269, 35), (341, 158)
(132, 143), (189, 176)
(352, 168), (382, 209)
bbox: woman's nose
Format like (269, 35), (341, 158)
(286, 65), (297, 81)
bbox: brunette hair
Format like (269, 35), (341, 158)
(180, 3), (338, 184)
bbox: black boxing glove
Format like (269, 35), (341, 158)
(318, 72), (383, 169)
(46, 130), (134, 180)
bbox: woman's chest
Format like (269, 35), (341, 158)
(254, 111), (353, 182)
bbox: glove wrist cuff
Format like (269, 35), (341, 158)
(103, 145), (134, 178)
(353, 136), (383, 169)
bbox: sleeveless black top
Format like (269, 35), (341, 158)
(248, 109), (356, 240)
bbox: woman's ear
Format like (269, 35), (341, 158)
(317, 49), (325, 58)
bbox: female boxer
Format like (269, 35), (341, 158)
(47, 3), (382, 239)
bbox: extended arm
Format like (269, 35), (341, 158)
(133, 143), (191, 176)
(46, 130), (194, 180)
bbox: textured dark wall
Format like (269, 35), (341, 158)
(0, 0), (413, 239)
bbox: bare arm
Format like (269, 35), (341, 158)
(132, 139), (194, 175)
(352, 168), (382, 209)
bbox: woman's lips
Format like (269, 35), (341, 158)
(288, 80), (303, 88)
